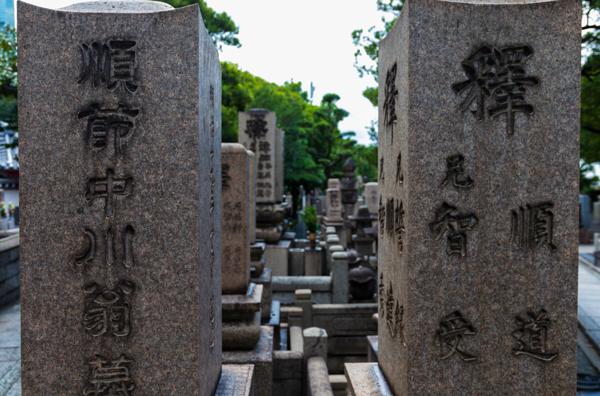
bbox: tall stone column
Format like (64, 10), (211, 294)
(377, 0), (580, 394)
(18, 1), (222, 394)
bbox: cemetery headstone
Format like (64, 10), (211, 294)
(376, 0), (580, 394)
(222, 143), (251, 294)
(364, 182), (379, 215)
(18, 1), (222, 394)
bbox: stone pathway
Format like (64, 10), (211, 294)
(0, 303), (20, 396)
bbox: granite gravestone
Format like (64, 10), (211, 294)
(325, 187), (343, 221)
(377, 0), (579, 394)
(222, 143), (251, 294)
(19, 1), (222, 394)
(248, 150), (257, 243)
(364, 182), (379, 215)
(238, 109), (277, 204)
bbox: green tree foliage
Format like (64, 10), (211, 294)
(221, 62), (378, 193)
(162, 0), (240, 49)
(351, 0), (403, 107)
(0, 24), (17, 129)
(582, 0), (600, 190)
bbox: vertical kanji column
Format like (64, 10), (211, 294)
(377, 0), (580, 394)
(18, 1), (222, 394)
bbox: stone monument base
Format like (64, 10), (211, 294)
(222, 283), (264, 350)
(216, 364), (255, 396)
(224, 326), (274, 396)
(344, 362), (393, 396)
(251, 267), (272, 320)
(264, 240), (291, 276)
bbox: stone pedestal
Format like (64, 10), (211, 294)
(18, 2), (222, 394)
(251, 267), (273, 321)
(377, 0), (579, 394)
(305, 248), (323, 276)
(289, 248), (305, 276)
(224, 326), (274, 396)
(265, 239), (291, 276)
(222, 284), (263, 350)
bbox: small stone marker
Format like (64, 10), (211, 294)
(19, 1), (222, 394)
(364, 182), (378, 215)
(222, 143), (251, 294)
(239, 109), (277, 204)
(325, 187), (343, 221)
(377, 0), (579, 394)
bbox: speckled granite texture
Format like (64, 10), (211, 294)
(18, 2), (222, 394)
(377, 0), (580, 394)
(222, 144), (251, 294)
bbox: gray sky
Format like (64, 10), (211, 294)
(24, 0), (383, 144)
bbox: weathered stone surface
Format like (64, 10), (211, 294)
(251, 267), (273, 320)
(265, 239), (291, 276)
(289, 248), (305, 276)
(328, 178), (341, 190)
(222, 143), (251, 294)
(216, 364), (255, 396)
(222, 283), (263, 322)
(222, 311), (261, 350)
(275, 128), (285, 203)
(238, 109), (277, 204)
(325, 188), (343, 221)
(224, 326), (274, 396)
(364, 182), (379, 215)
(305, 248), (323, 276)
(345, 363), (392, 396)
(378, 1), (579, 394)
(248, 150), (257, 243)
(307, 356), (334, 396)
(19, 2), (222, 394)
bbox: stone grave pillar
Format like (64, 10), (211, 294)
(348, 0), (581, 394)
(221, 145), (273, 396)
(239, 109), (290, 276)
(18, 1), (227, 394)
(364, 182), (379, 216)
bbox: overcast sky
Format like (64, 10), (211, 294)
(24, 0), (384, 145)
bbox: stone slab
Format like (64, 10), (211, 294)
(238, 110), (277, 204)
(275, 128), (285, 202)
(364, 182), (378, 215)
(224, 326), (274, 396)
(251, 267), (272, 320)
(216, 364), (255, 396)
(265, 239), (291, 276)
(222, 283), (263, 321)
(378, 0), (579, 394)
(18, 2), (222, 394)
(248, 150), (257, 243)
(222, 143), (251, 294)
(344, 363), (392, 396)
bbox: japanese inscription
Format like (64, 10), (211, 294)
(452, 45), (539, 136)
(430, 202), (478, 257)
(83, 354), (135, 396)
(383, 62), (398, 142)
(86, 169), (132, 217)
(76, 38), (140, 392)
(436, 311), (477, 362)
(442, 154), (473, 190)
(79, 40), (138, 94)
(78, 103), (139, 155)
(380, 277), (404, 344)
(511, 202), (556, 251)
(83, 280), (135, 338)
(512, 309), (558, 362)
